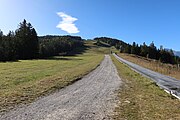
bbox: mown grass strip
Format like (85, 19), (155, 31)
(111, 55), (180, 120)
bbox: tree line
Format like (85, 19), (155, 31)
(39, 35), (83, 58)
(0, 20), (83, 61)
(94, 37), (180, 64)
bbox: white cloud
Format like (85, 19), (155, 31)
(56, 12), (79, 34)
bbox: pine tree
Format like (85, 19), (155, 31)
(5, 31), (16, 60)
(140, 42), (148, 57)
(124, 44), (131, 53)
(148, 41), (157, 59)
(0, 30), (3, 61)
(15, 19), (39, 59)
(0, 29), (3, 48)
(136, 44), (140, 55)
(0, 29), (2, 38)
(131, 42), (136, 54)
(31, 28), (39, 58)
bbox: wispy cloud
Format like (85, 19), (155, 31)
(56, 12), (79, 34)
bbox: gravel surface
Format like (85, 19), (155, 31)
(0, 55), (122, 120)
(113, 53), (180, 99)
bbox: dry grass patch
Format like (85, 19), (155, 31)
(117, 53), (180, 80)
(111, 55), (180, 120)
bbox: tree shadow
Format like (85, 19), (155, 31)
(40, 44), (91, 61)
(64, 44), (91, 56)
(0, 59), (21, 63)
(0, 44), (91, 62)
(43, 57), (82, 61)
(94, 42), (111, 47)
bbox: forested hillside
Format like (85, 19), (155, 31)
(39, 35), (83, 57)
(95, 37), (180, 64)
(0, 20), (83, 61)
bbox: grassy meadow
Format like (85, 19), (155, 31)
(0, 41), (109, 113)
(111, 55), (180, 120)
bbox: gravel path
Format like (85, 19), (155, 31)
(0, 55), (122, 120)
(113, 53), (180, 99)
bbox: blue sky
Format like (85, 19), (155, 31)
(0, 0), (180, 50)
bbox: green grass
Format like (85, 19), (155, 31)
(0, 40), (109, 113)
(111, 55), (180, 120)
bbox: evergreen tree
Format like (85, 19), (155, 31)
(124, 44), (131, 53)
(131, 42), (136, 54)
(30, 28), (39, 58)
(159, 49), (175, 64)
(140, 42), (148, 57)
(136, 44), (141, 55)
(15, 19), (39, 59)
(4, 31), (16, 60)
(0, 29), (3, 49)
(169, 49), (175, 64)
(0, 29), (2, 39)
(0, 31), (16, 61)
(0, 30), (3, 61)
(148, 41), (157, 59)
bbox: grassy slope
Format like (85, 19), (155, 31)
(117, 53), (180, 80)
(111, 55), (180, 120)
(0, 40), (109, 113)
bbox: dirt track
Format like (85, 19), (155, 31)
(0, 55), (122, 120)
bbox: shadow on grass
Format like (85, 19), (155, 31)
(0, 43), (94, 63)
(0, 59), (20, 63)
(44, 57), (83, 61)
(94, 41), (111, 47)
(40, 44), (91, 61)
(65, 44), (91, 56)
